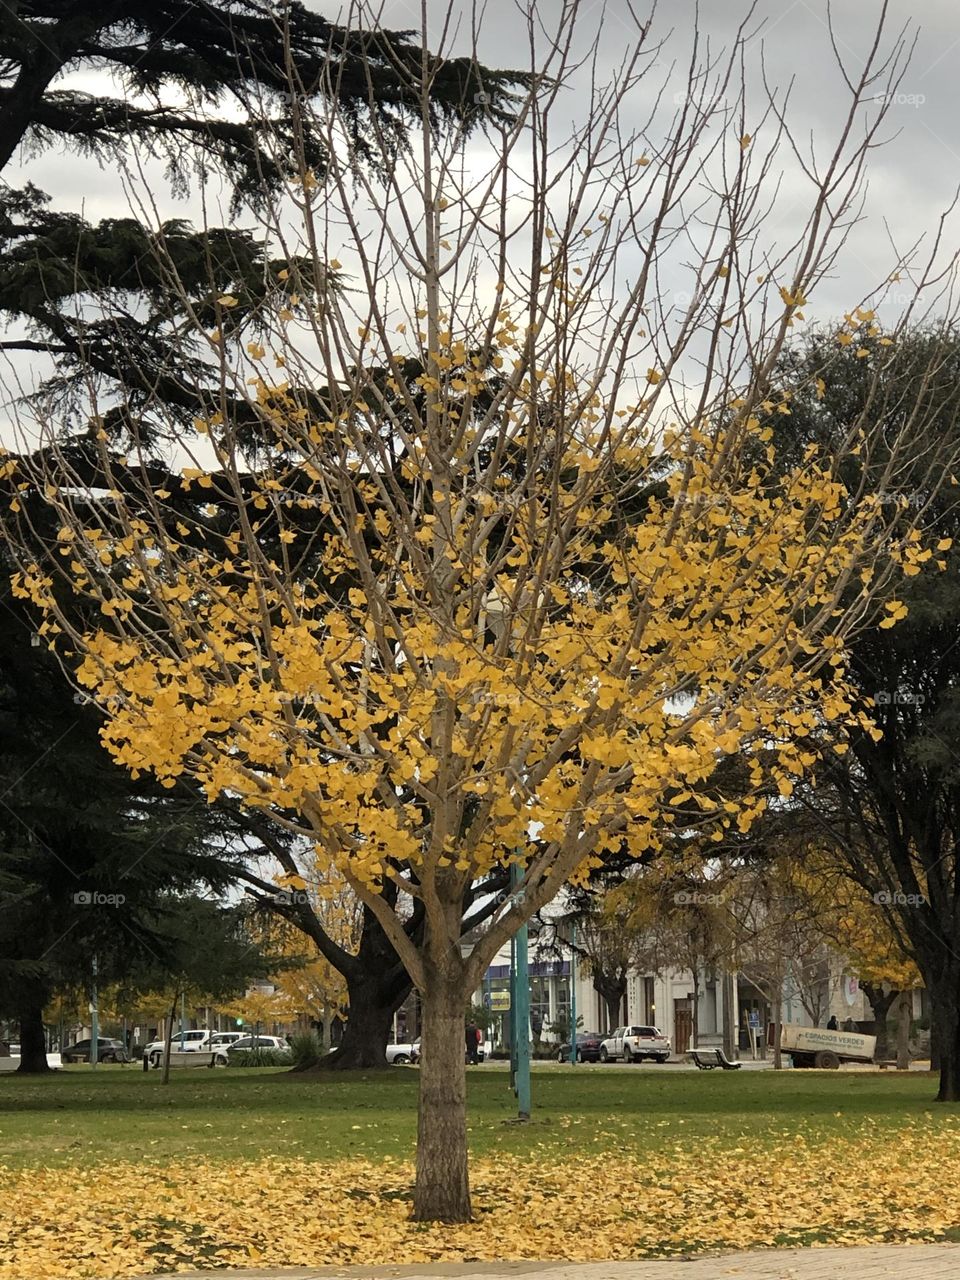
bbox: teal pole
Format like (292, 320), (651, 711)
(509, 933), (517, 1092)
(511, 862), (531, 1119)
(569, 921), (578, 1065)
(90, 954), (99, 1069)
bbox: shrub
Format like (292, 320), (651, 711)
(229, 1047), (292, 1067)
(288, 1031), (322, 1069)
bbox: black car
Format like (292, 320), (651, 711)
(556, 1031), (604, 1063)
(61, 1037), (130, 1064)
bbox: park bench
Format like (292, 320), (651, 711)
(688, 1047), (742, 1071)
(146, 1050), (223, 1070)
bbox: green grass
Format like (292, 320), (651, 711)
(0, 1063), (949, 1171)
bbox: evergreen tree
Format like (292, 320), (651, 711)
(0, 1), (531, 423)
(0, 578), (260, 1070)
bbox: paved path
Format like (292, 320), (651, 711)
(145, 1245), (960, 1280)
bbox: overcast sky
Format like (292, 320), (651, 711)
(5, 0), (960, 420)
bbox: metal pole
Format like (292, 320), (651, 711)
(509, 933), (517, 1093)
(511, 862), (531, 1119)
(569, 921), (578, 1065)
(90, 955), (99, 1069)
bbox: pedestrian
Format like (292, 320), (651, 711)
(827, 1015), (839, 1031)
(465, 1022), (479, 1064)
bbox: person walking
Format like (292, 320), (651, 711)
(465, 1022), (479, 1064)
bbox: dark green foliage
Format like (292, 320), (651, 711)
(0, 1), (531, 195)
(0, 573), (266, 1057)
(0, 2), (533, 429)
(287, 1029), (322, 1069)
(774, 325), (960, 1102)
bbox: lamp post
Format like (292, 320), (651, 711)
(510, 862), (531, 1119)
(485, 582), (532, 1120)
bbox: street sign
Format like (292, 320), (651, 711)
(490, 989), (511, 1012)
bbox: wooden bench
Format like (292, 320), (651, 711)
(688, 1047), (742, 1071)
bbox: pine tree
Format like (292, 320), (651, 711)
(0, 1), (531, 422)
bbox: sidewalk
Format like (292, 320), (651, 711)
(146, 1245), (960, 1280)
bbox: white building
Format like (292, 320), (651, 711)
(475, 929), (901, 1058)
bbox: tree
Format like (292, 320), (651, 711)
(117, 894), (280, 1081)
(561, 887), (662, 1034)
(0, 2), (531, 1071)
(769, 326), (960, 1099)
(788, 849), (920, 1058)
(0, 579), (258, 1071)
(0, 1), (531, 422)
(5, 1), (953, 1222)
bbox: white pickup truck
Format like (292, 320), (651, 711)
(599, 1025), (671, 1063)
(774, 1023), (877, 1069)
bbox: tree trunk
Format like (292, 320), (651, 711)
(929, 974), (960, 1101)
(772, 987), (783, 1070)
(299, 971), (409, 1071)
(897, 989), (912, 1070)
(320, 1008), (334, 1054)
(15, 982), (49, 1074)
(160, 992), (177, 1086)
(413, 972), (470, 1222)
(593, 974), (627, 1033)
(861, 983), (898, 1060)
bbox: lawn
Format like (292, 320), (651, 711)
(2, 1064), (959, 1278)
(0, 1061), (949, 1167)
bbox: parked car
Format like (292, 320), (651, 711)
(143, 1029), (213, 1068)
(61, 1037), (130, 1064)
(599, 1026), (671, 1063)
(555, 1031), (604, 1063)
(208, 1031), (246, 1050)
(226, 1034), (289, 1055)
(386, 1039), (420, 1065)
